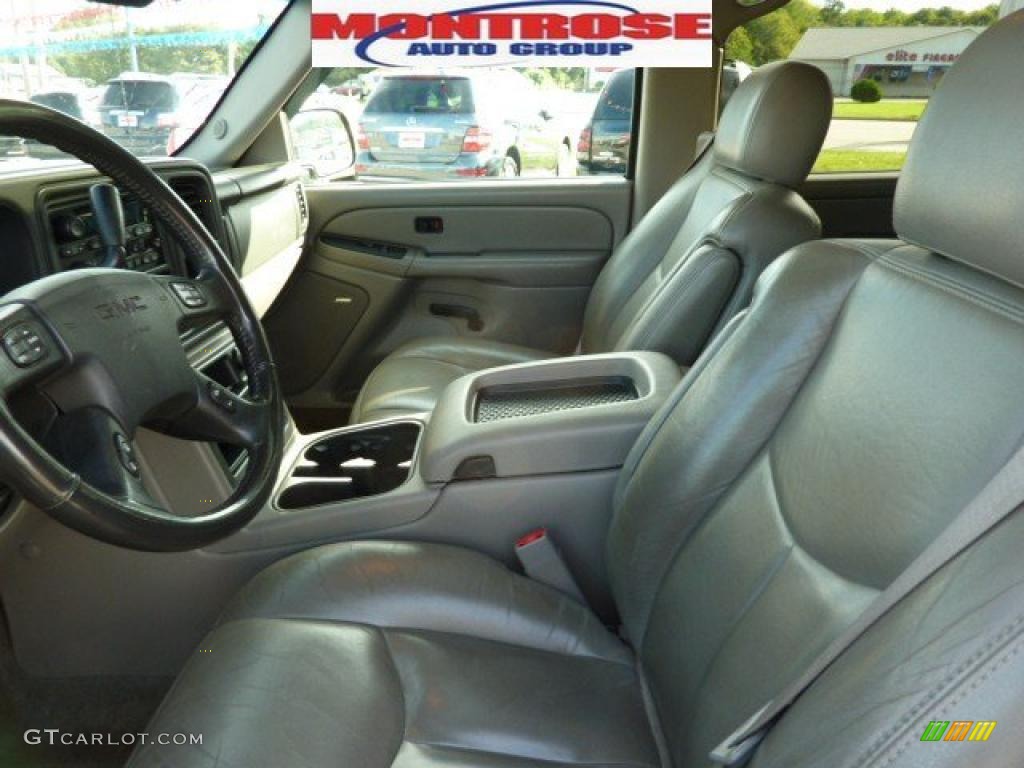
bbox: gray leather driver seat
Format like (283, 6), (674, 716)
(350, 61), (832, 423)
(133, 14), (1024, 768)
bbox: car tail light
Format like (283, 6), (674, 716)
(462, 126), (492, 154)
(577, 126), (592, 155)
(156, 112), (179, 129)
(357, 124), (371, 151)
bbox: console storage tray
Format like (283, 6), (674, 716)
(421, 352), (681, 483)
(475, 377), (638, 423)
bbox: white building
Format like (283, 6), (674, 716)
(789, 26), (983, 97)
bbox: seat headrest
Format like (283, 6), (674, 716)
(894, 11), (1024, 288)
(713, 60), (832, 188)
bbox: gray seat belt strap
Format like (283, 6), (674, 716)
(710, 439), (1024, 766)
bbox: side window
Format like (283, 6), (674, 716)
(722, 0), (1001, 174)
(296, 67), (636, 182)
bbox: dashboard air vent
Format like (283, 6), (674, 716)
(169, 177), (215, 231)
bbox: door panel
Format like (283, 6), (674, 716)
(266, 179), (632, 412)
(325, 204), (611, 259)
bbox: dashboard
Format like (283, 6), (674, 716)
(0, 159), (226, 294)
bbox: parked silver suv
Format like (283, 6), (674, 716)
(356, 69), (576, 181)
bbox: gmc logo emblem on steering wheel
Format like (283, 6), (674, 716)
(95, 296), (148, 320)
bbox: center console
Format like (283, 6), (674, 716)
(225, 351), (681, 550)
(216, 350), (684, 618)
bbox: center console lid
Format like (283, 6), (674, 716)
(420, 351), (682, 483)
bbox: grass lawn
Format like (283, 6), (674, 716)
(813, 150), (907, 174)
(833, 100), (927, 122)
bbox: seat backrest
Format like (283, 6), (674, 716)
(580, 61), (832, 365)
(606, 13), (1024, 767)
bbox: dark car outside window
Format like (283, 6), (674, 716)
(577, 69), (635, 176)
(101, 81), (177, 111)
(30, 93), (83, 120)
(364, 77), (475, 116)
(593, 72), (633, 121)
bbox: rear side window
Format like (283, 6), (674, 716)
(722, 0), (999, 174)
(365, 77), (475, 115)
(102, 81), (176, 111)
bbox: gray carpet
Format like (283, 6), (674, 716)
(0, 606), (171, 768)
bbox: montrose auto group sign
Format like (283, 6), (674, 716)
(311, 0), (713, 68)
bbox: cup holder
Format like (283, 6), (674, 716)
(277, 422), (421, 510)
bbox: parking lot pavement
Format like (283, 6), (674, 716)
(824, 119), (918, 153)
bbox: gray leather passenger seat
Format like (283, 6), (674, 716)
(131, 14), (1024, 767)
(350, 60), (832, 423)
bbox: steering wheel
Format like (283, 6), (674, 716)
(0, 100), (284, 551)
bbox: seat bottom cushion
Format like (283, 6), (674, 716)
(350, 337), (552, 424)
(129, 542), (660, 768)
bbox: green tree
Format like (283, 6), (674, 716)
(842, 9), (885, 27)
(522, 68), (587, 91)
(966, 6), (999, 25)
(820, 0), (846, 25)
(882, 9), (908, 25)
(725, 27), (754, 64)
(909, 8), (940, 25)
(51, 25), (259, 85)
(785, 0), (822, 33)
(747, 11), (802, 65)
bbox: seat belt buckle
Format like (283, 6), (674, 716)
(515, 528), (585, 603)
(708, 703), (771, 767)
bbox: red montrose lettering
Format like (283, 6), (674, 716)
(311, 12), (712, 41)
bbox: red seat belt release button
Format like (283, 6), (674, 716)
(514, 528), (586, 603)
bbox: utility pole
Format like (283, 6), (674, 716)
(124, 7), (139, 71)
(36, 35), (46, 93)
(9, 0), (33, 98)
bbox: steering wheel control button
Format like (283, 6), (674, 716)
(114, 433), (140, 477)
(207, 381), (237, 413)
(3, 324), (48, 367)
(170, 282), (207, 309)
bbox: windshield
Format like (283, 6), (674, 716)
(0, 0), (288, 166)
